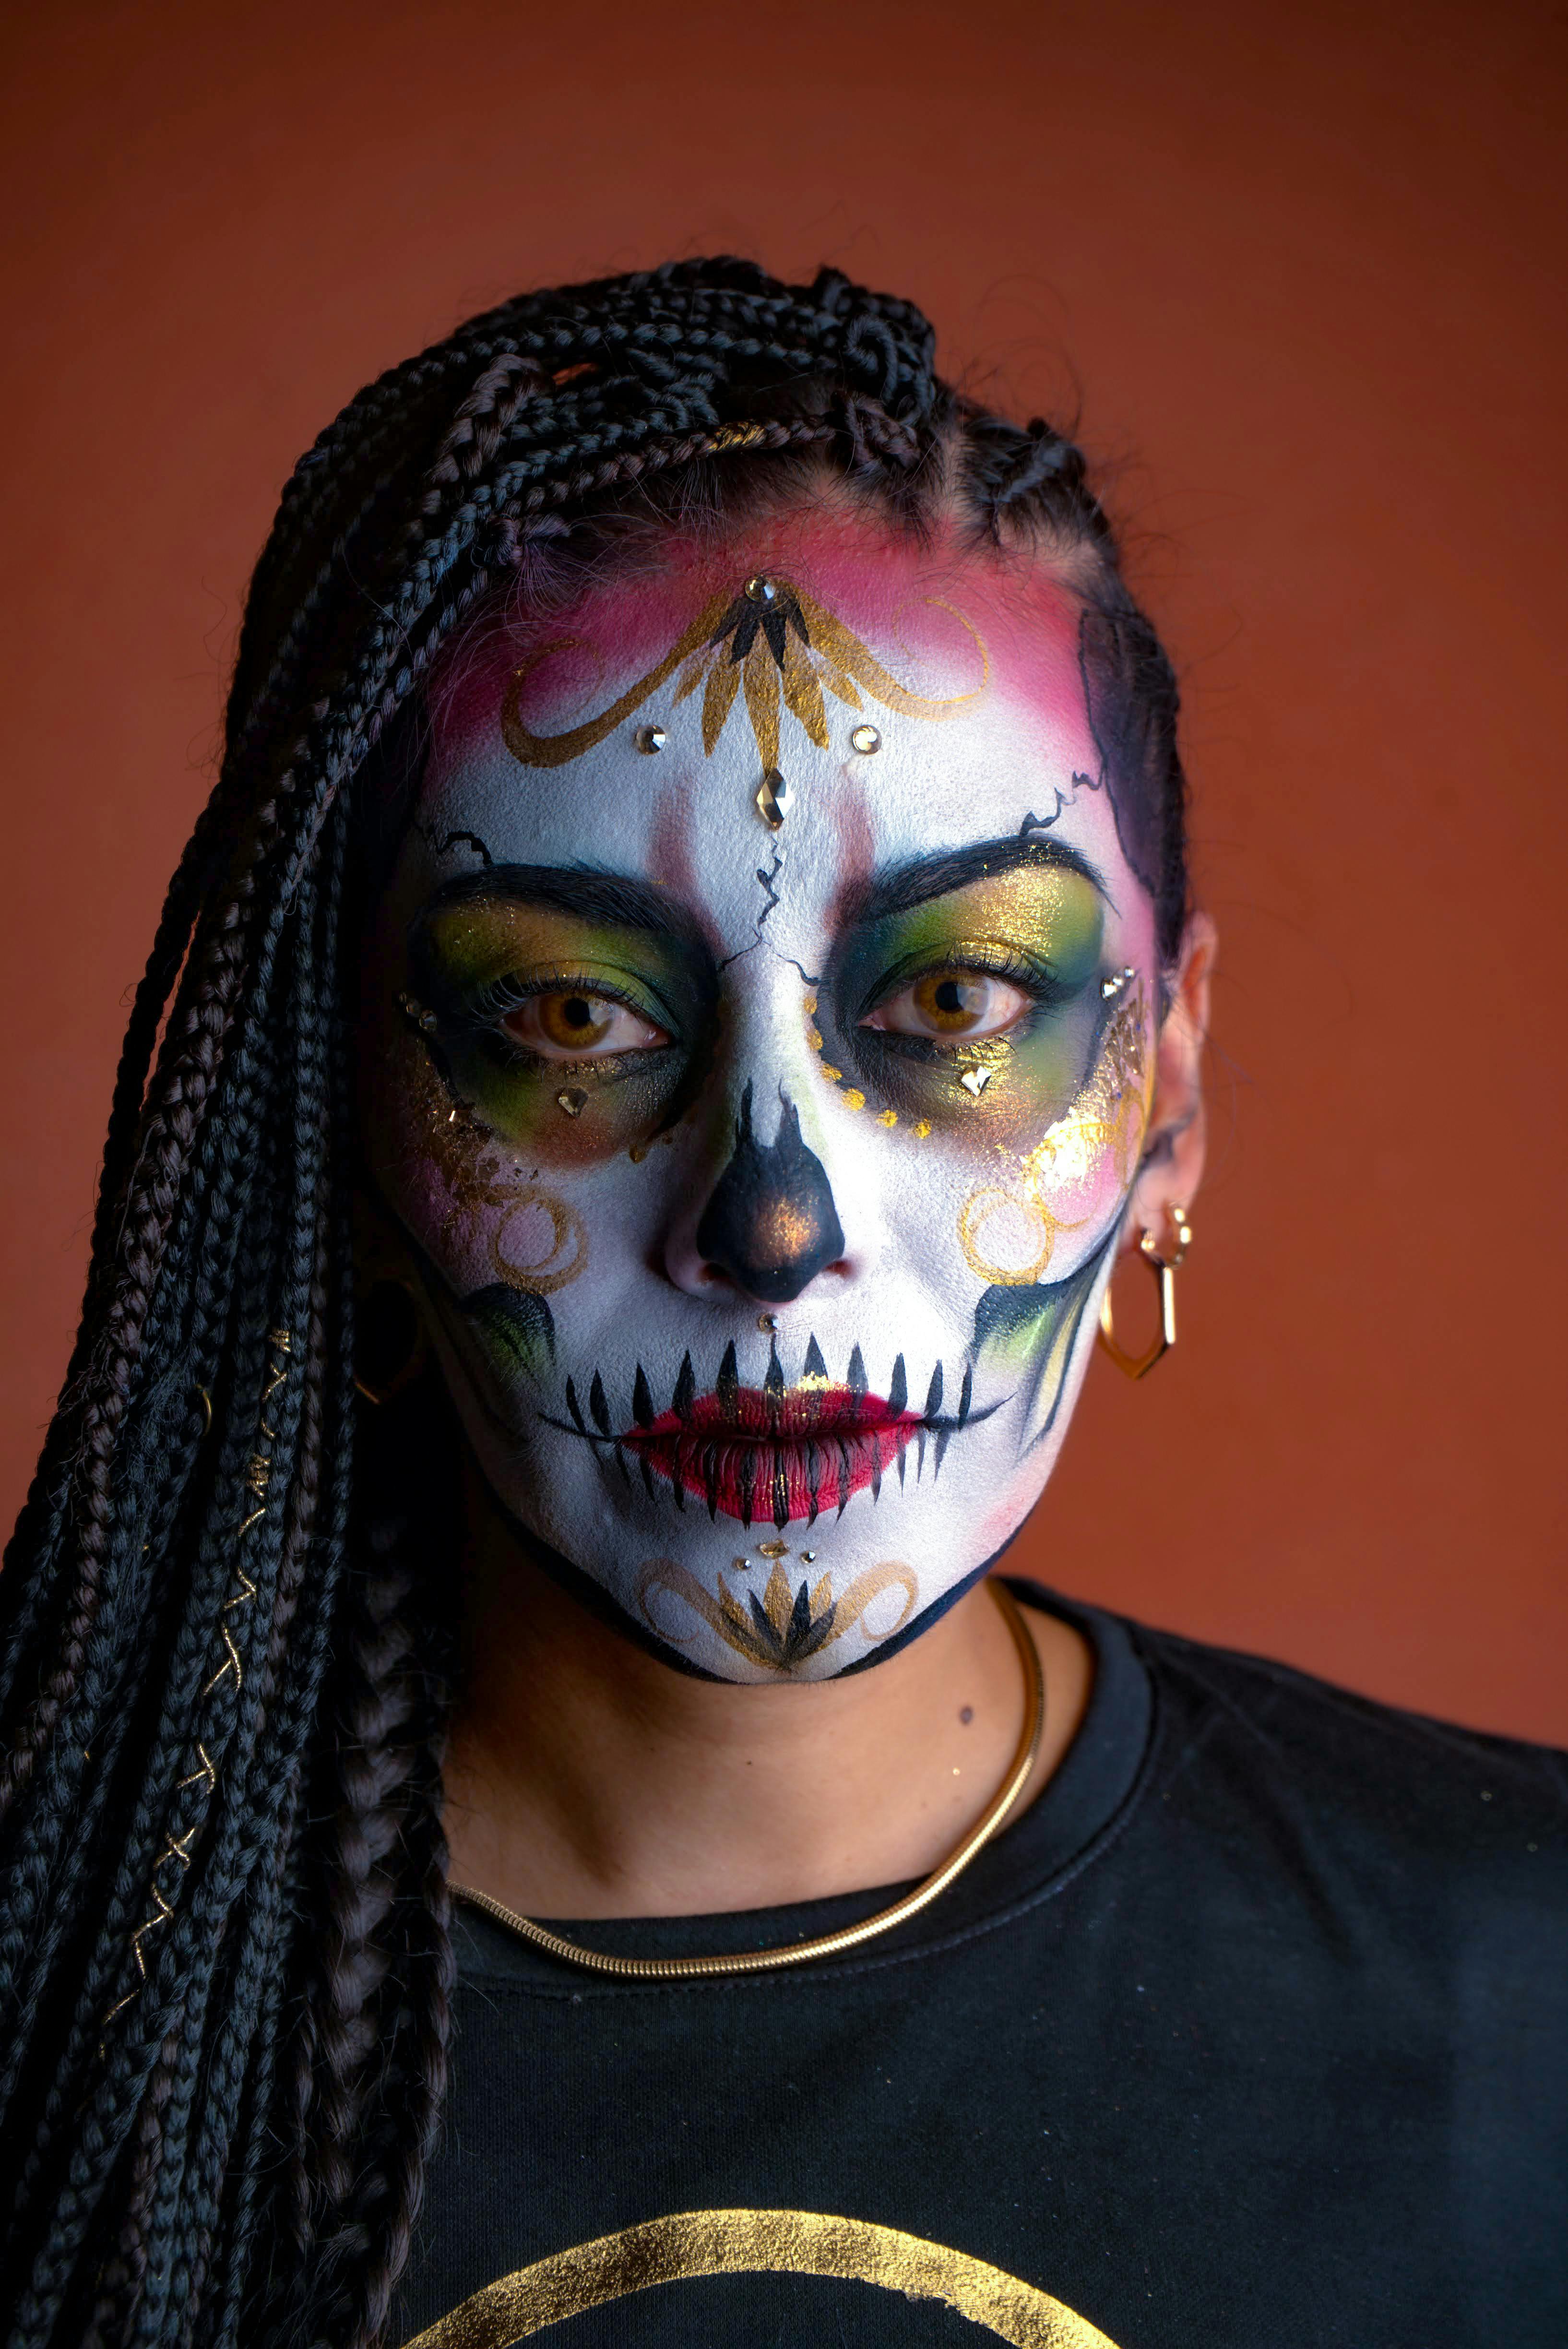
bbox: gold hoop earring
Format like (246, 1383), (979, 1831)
(1097, 1205), (1191, 1381)
(354, 1274), (430, 1406)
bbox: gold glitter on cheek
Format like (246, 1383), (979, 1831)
(954, 978), (1153, 1287)
(384, 1025), (590, 1293)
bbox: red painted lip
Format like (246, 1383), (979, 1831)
(622, 1383), (923, 1524)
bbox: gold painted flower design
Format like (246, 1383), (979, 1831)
(501, 576), (988, 775)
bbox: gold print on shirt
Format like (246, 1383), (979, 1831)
(398, 2207), (1122, 2348)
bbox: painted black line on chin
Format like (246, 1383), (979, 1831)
(464, 1437), (1043, 1690)
(473, 1495), (730, 1683)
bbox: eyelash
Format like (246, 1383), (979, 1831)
(461, 969), (678, 1067)
(856, 948), (1077, 1048)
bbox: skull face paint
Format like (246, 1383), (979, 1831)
(362, 520), (1161, 1682)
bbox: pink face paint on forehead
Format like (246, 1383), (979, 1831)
(424, 518), (1093, 780)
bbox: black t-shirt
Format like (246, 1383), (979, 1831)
(392, 1583), (1568, 2347)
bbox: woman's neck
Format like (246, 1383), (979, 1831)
(441, 1460), (1093, 1921)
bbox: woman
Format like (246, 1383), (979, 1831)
(1, 258), (1561, 2349)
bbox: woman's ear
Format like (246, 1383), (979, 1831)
(1126, 911), (1216, 1249)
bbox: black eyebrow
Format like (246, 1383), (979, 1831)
(844, 836), (1110, 930)
(413, 862), (712, 955)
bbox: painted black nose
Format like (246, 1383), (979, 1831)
(695, 1085), (845, 1303)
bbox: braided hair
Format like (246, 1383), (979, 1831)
(0, 256), (1190, 2349)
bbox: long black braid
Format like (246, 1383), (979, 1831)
(0, 256), (1190, 2349)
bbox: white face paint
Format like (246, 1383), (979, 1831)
(362, 519), (1161, 1681)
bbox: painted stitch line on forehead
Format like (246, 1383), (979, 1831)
(498, 576), (990, 782)
(415, 821), (496, 869)
(1018, 781), (1095, 838)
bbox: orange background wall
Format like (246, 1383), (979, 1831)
(2, 0), (1563, 1739)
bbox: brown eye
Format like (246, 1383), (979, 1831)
(501, 991), (669, 1060)
(863, 970), (1031, 1042)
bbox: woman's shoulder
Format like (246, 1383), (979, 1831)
(1022, 1578), (1568, 1906)
(1129, 1606), (1567, 1913)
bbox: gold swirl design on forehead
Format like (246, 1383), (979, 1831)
(397, 2207), (1121, 2348)
(500, 578), (988, 775)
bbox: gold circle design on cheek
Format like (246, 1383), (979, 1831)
(955, 979), (1154, 1291)
(489, 1188), (590, 1294)
(849, 723), (881, 754)
(957, 1188), (1058, 1288)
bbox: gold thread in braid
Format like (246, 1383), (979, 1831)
(101, 1330), (293, 2036)
(454, 1580), (1043, 1982)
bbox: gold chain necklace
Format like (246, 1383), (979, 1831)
(452, 1580), (1044, 1981)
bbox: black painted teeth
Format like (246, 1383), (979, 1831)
(632, 1365), (655, 1428)
(553, 1337), (990, 1523)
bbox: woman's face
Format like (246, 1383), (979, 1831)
(362, 514), (1164, 1681)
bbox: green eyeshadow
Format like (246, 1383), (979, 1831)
(833, 864), (1106, 1136)
(409, 893), (711, 1158)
